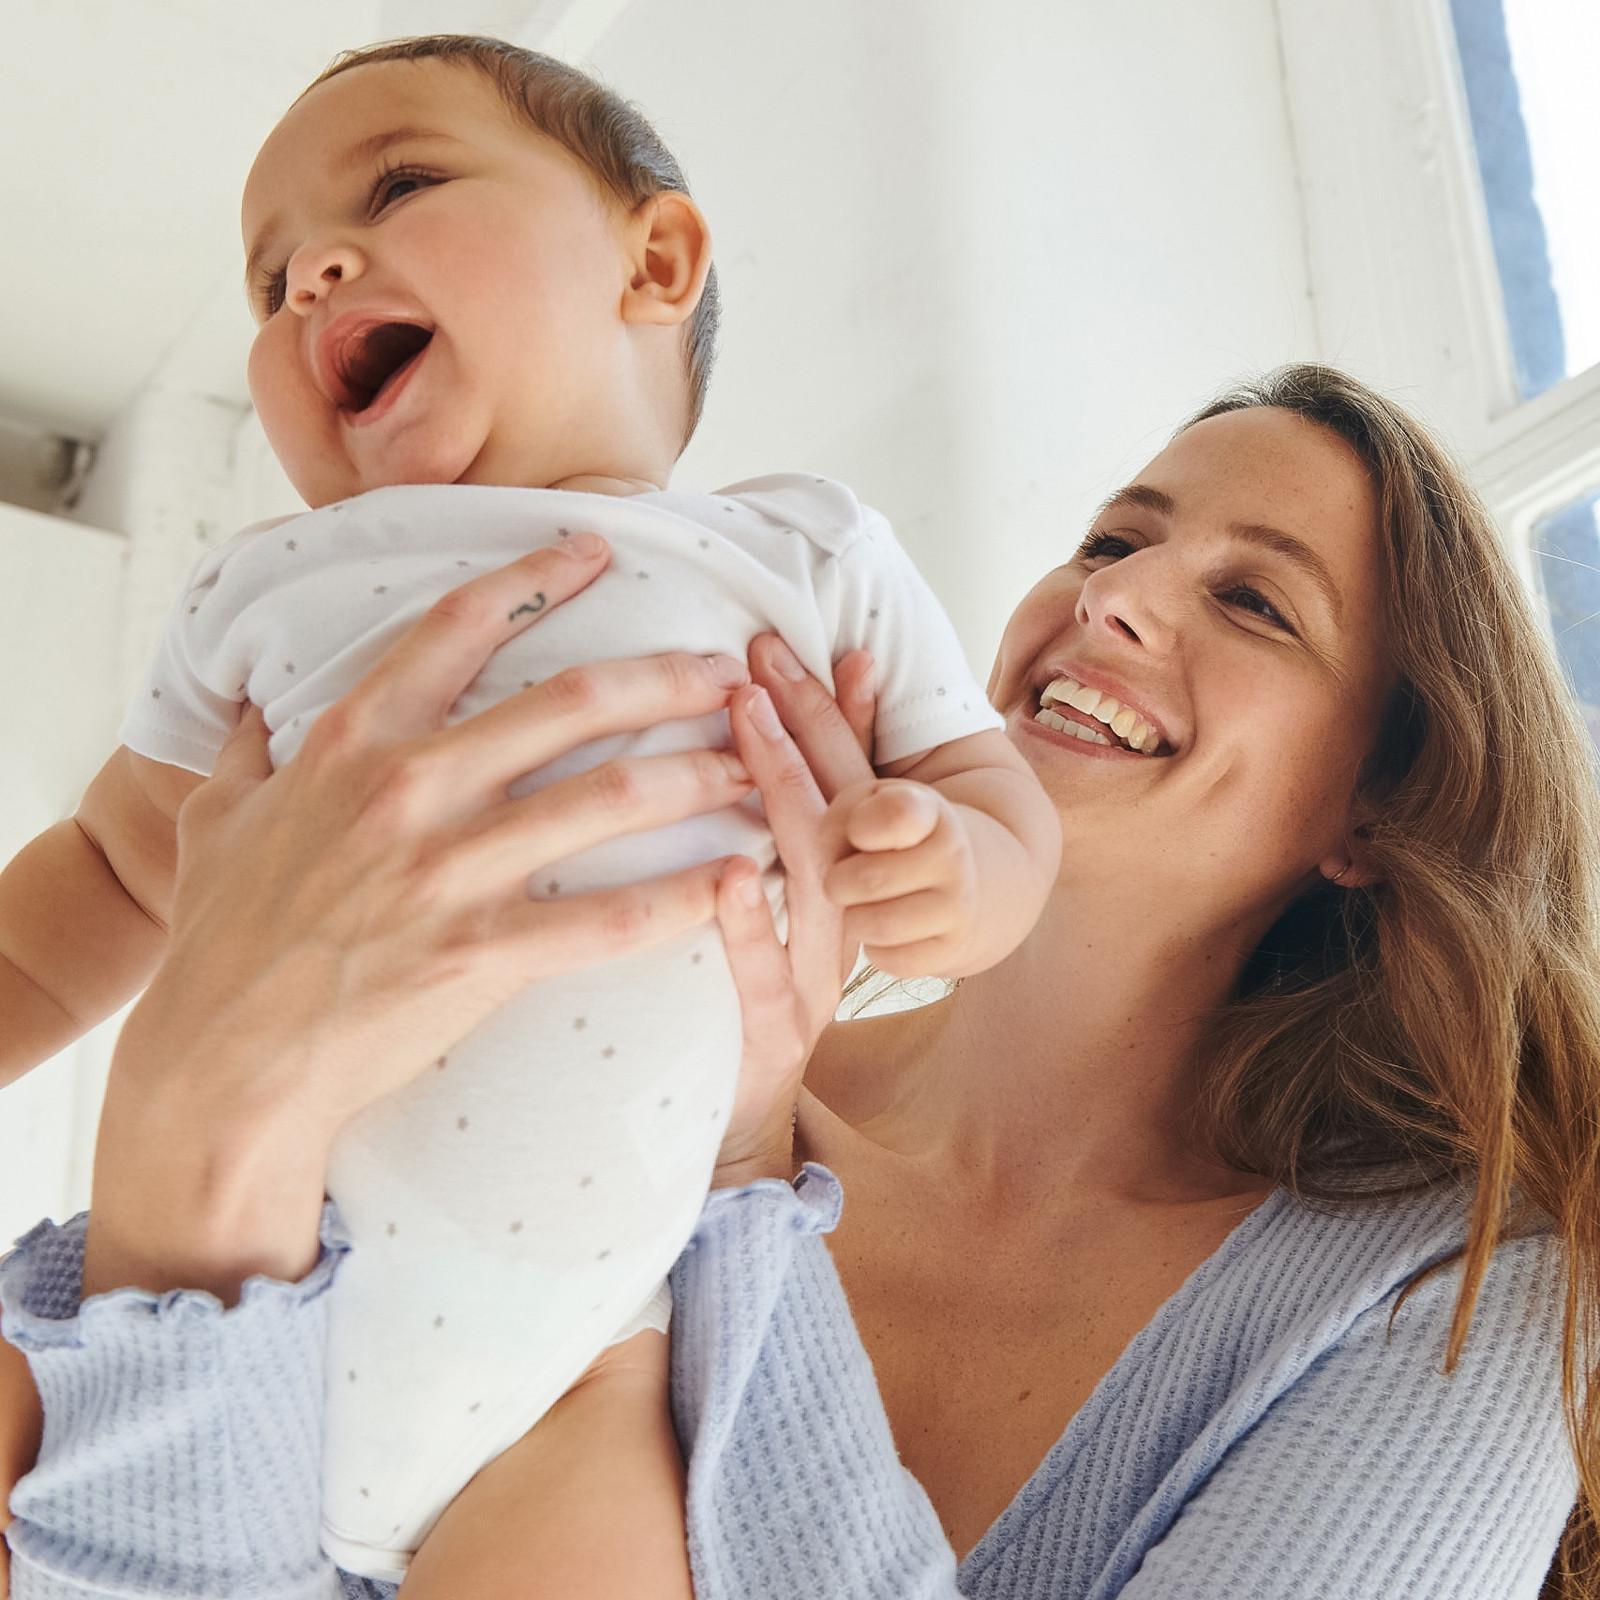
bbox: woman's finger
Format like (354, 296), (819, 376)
(711, 858), (810, 1170)
(208, 702), (274, 787)
(324, 536), (611, 744)
(499, 856), (730, 981)
(832, 649), (877, 759)
(444, 747), (752, 898)
(181, 704), (273, 840)
(726, 682), (853, 995)
(430, 650), (749, 799)
(747, 634), (876, 803)
(727, 685), (832, 886)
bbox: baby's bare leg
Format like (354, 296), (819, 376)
(396, 1328), (693, 1600)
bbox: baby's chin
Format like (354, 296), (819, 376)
(298, 441), (485, 508)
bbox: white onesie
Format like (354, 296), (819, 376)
(118, 474), (1002, 1583)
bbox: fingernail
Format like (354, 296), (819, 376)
(705, 653), (748, 688)
(767, 638), (806, 682)
(738, 871), (763, 907)
(720, 750), (751, 784)
(748, 686), (784, 740)
(561, 531), (604, 559)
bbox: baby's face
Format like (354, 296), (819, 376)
(241, 58), (637, 507)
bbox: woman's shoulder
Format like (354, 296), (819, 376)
(1215, 1174), (1562, 1364)
(1053, 1183), (1573, 1600)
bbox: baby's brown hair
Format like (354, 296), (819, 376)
(302, 34), (721, 452)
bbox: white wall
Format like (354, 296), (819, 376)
(0, 0), (1317, 1243)
(605, 0), (1316, 661)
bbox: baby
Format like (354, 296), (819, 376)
(0, 34), (1061, 1595)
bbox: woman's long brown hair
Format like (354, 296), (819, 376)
(848, 363), (1600, 1592)
(1187, 366), (1600, 1595)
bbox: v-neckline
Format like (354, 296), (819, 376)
(948, 1183), (1290, 1586)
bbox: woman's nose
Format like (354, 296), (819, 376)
(286, 238), (365, 316)
(1075, 560), (1177, 657)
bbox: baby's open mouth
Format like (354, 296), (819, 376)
(337, 322), (434, 411)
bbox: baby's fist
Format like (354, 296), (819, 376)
(821, 780), (980, 977)
(841, 779), (942, 853)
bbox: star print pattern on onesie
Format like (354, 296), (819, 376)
(114, 474), (1003, 1583)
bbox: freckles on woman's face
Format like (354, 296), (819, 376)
(987, 406), (1395, 911)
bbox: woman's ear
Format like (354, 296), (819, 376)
(1320, 825), (1381, 890)
(620, 190), (712, 328)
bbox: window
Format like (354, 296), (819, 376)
(1280, 0), (1600, 747)
(1532, 485), (1600, 753)
(1452, 0), (1600, 399)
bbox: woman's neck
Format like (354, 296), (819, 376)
(815, 888), (1269, 1213)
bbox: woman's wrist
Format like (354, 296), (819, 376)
(710, 1155), (798, 1191)
(82, 992), (335, 1307)
(710, 1120), (799, 1190)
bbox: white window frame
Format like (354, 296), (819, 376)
(1277, 0), (1600, 596)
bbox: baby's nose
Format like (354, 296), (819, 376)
(289, 239), (363, 311)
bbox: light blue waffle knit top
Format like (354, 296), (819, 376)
(0, 1162), (1578, 1598)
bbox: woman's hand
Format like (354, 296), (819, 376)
(85, 535), (758, 1303)
(710, 634), (877, 1187)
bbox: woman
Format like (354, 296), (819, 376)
(2, 365), (1594, 1597)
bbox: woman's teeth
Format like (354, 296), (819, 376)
(1035, 676), (1162, 755)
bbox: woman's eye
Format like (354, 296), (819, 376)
(1078, 530), (1133, 561)
(1077, 529), (1293, 633)
(1222, 585), (1292, 631)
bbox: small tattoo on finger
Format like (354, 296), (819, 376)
(509, 593), (547, 622)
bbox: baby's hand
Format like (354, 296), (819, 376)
(821, 779), (979, 978)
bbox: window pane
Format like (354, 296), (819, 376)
(1533, 487), (1600, 754)
(1451, 0), (1600, 398)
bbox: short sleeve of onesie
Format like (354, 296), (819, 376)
(713, 476), (1003, 766)
(117, 513), (298, 775)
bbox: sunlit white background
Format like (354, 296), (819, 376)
(0, 0), (1593, 1246)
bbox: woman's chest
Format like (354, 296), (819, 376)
(821, 1186), (1257, 1564)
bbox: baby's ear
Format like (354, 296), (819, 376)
(621, 190), (712, 328)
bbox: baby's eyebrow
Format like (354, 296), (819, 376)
(243, 128), (464, 287)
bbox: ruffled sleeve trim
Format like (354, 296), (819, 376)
(1, 1199), (353, 1352)
(683, 1160), (842, 1246)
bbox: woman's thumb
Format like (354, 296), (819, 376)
(211, 702), (274, 785)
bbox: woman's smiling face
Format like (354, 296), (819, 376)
(988, 404), (1395, 925)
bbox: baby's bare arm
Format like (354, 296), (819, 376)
(398, 1329), (693, 1600)
(0, 747), (201, 1089)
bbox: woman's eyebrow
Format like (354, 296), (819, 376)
(243, 128), (464, 288)
(1228, 520), (1345, 623)
(1095, 482), (1344, 624)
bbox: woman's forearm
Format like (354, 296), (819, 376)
(0, 1301), (44, 1599)
(671, 1165), (964, 1599)
(82, 994), (333, 1307)
(3, 1210), (345, 1598)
